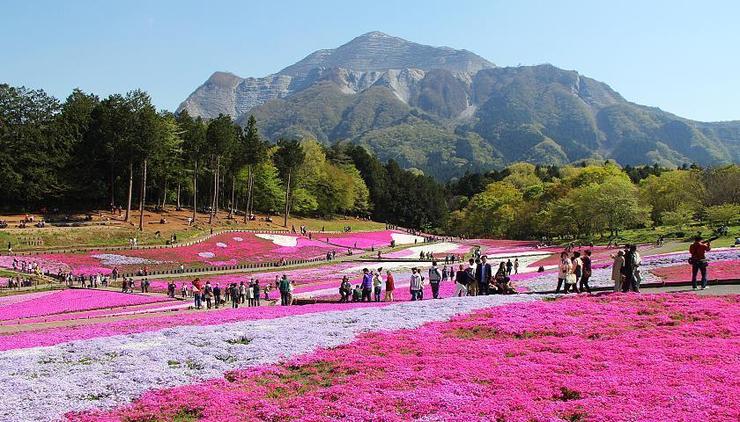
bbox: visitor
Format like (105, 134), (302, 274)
(384, 270), (395, 302)
(475, 255), (492, 296)
(239, 281), (246, 304)
(514, 258), (519, 274)
(506, 259), (513, 276)
(288, 280), (295, 305)
(467, 258), (479, 296)
(409, 268), (423, 301)
(351, 285), (361, 302)
(213, 283), (221, 308)
(623, 245), (640, 293)
(454, 265), (469, 297)
(571, 252), (582, 294)
(181, 282), (188, 298)
(579, 250), (592, 294)
(372, 269), (382, 302)
(339, 276), (351, 303)
(204, 281), (213, 309)
(428, 261), (442, 299)
(246, 279), (255, 307)
(253, 280), (261, 306)
(441, 265), (448, 282)
(360, 268), (373, 302)
(192, 278), (202, 309)
(278, 275), (291, 306)
(494, 262), (514, 294)
(556, 252), (573, 293)
(230, 283), (240, 308)
(611, 251), (625, 292)
(689, 236), (712, 290)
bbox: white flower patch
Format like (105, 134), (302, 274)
(216, 242), (228, 248)
(390, 232), (426, 245)
(393, 242), (465, 258)
(255, 233), (298, 247)
(197, 252), (215, 259)
(91, 254), (162, 266)
(0, 295), (541, 422)
(232, 237), (244, 242)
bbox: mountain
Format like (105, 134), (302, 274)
(178, 32), (740, 179)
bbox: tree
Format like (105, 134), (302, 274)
(177, 111), (207, 223)
(639, 170), (704, 223)
(273, 139), (305, 226)
(204, 114), (238, 224)
(705, 204), (740, 226)
(463, 182), (523, 237)
(241, 115), (267, 221)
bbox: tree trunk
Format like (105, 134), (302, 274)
(209, 157), (219, 225)
(125, 161), (133, 222)
(162, 180), (168, 210)
(228, 176), (236, 219)
(192, 161), (198, 223)
(176, 183), (181, 210)
(138, 158), (147, 232)
(109, 165), (115, 210)
(243, 166), (252, 223)
(283, 170), (291, 227)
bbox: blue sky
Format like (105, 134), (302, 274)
(2, 0), (738, 121)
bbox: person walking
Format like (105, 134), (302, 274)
(384, 270), (395, 302)
(428, 261), (442, 299)
(514, 258), (519, 274)
(556, 252), (573, 294)
(278, 275), (291, 306)
(571, 252), (582, 294)
(689, 236), (712, 290)
(475, 255), (492, 296)
(409, 268), (423, 301)
(454, 265), (469, 297)
(360, 268), (373, 302)
(623, 245), (640, 293)
(579, 250), (593, 294)
(246, 280), (255, 307)
(506, 259), (513, 276)
(611, 251), (625, 292)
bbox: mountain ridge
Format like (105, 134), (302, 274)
(178, 31), (739, 179)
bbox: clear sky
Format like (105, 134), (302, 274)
(2, 0), (738, 121)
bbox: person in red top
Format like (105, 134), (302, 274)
(689, 236), (711, 290)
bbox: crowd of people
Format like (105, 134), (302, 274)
(183, 277), (267, 309)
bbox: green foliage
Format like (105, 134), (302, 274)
(704, 204), (740, 226)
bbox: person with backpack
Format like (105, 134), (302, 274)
(278, 275), (291, 306)
(428, 261), (442, 299)
(213, 283), (222, 308)
(203, 281), (213, 309)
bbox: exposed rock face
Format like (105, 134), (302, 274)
(177, 31), (493, 119)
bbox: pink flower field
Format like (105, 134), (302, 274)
(0, 232), (341, 275)
(0, 289), (172, 322)
(319, 230), (424, 249)
(651, 259), (740, 283)
(71, 293), (740, 421)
